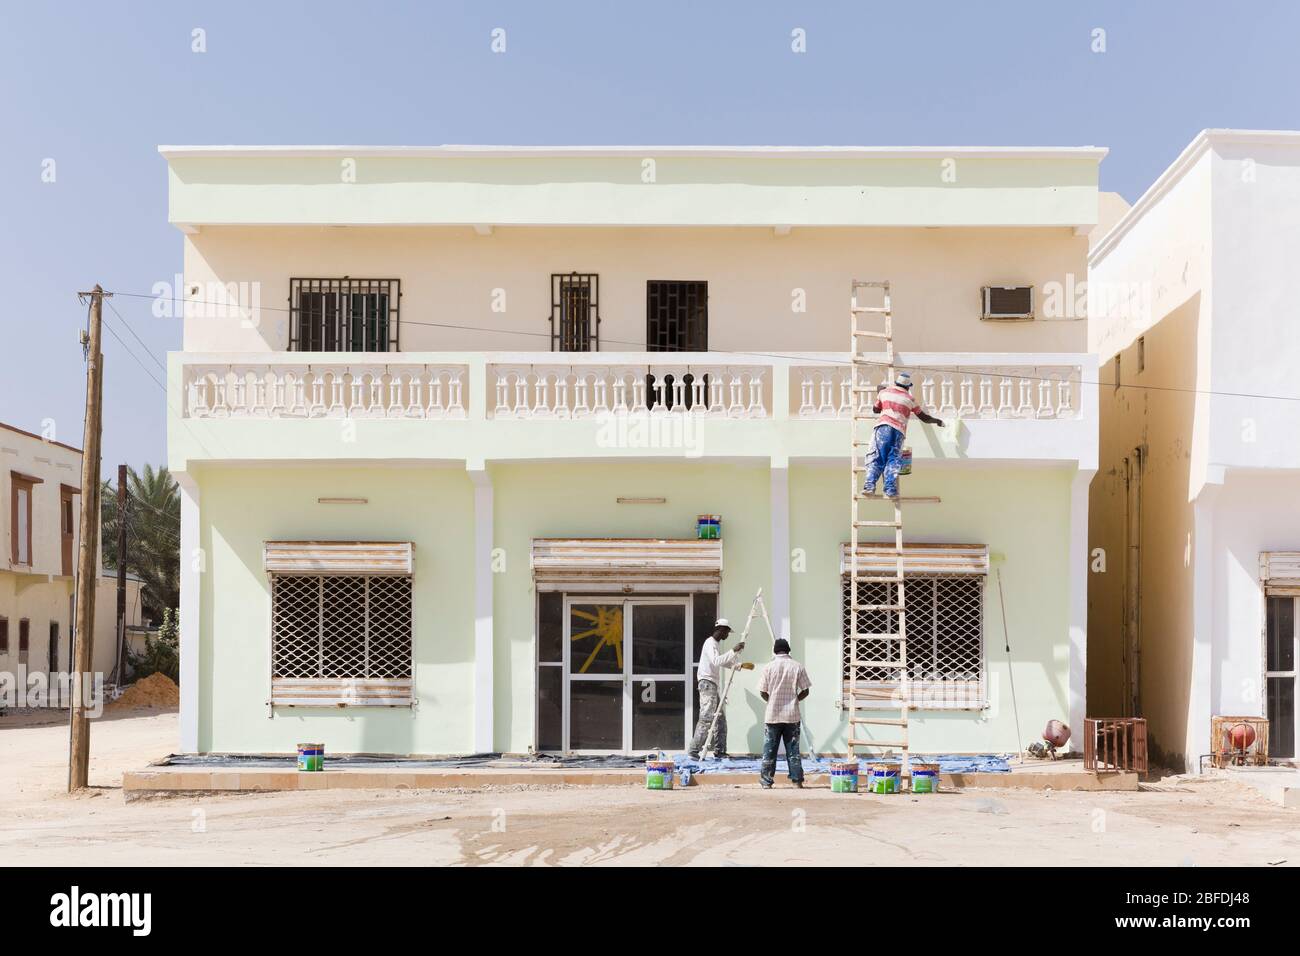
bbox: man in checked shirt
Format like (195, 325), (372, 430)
(757, 638), (812, 789)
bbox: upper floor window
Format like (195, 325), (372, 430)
(290, 278), (401, 352)
(550, 273), (600, 352)
(646, 280), (708, 352)
(10, 471), (40, 566)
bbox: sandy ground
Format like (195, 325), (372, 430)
(1, 709), (1297, 866)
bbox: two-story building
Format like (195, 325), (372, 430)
(1089, 130), (1300, 771)
(163, 144), (1104, 757)
(0, 422), (81, 681)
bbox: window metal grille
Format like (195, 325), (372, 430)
(289, 278), (400, 352)
(272, 574), (412, 681)
(646, 280), (708, 352)
(550, 273), (599, 351)
(841, 575), (984, 705)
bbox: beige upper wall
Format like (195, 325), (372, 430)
(181, 224), (1090, 354)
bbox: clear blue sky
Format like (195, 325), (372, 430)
(2, 1), (1297, 476)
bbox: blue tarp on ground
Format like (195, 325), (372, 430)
(665, 754), (1011, 775)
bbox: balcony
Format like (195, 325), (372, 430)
(171, 351), (1096, 469)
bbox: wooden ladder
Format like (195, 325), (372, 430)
(846, 280), (938, 783)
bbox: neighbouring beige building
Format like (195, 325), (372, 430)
(0, 422), (82, 679)
(0, 422), (147, 697)
(1089, 129), (1300, 770)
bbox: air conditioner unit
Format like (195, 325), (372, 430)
(981, 285), (1034, 321)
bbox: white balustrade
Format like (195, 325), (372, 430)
(185, 363), (468, 419)
(487, 363), (770, 419)
(183, 356), (1080, 427)
(791, 364), (1081, 421)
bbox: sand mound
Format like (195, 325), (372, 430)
(108, 673), (180, 710)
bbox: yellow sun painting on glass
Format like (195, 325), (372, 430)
(571, 605), (624, 674)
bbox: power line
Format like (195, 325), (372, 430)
(103, 287), (1300, 405)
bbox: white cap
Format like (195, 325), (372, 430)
(895, 371), (913, 388)
(714, 618), (731, 630)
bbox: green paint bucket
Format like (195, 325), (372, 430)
(911, 763), (940, 793)
(646, 759), (675, 790)
(867, 764), (899, 794)
(899, 448), (913, 476)
(696, 515), (721, 540)
(830, 761), (859, 793)
(297, 743), (324, 772)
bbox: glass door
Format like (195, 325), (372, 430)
(629, 601), (689, 752)
(563, 597), (690, 754)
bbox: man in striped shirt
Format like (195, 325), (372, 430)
(863, 371), (944, 498)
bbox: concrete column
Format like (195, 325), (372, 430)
(1067, 468), (1094, 754)
(468, 464), (495, 753)
(1188, 476), (1223, 772)
(769, 457), (791, 642)
(175, 471), (201, 753)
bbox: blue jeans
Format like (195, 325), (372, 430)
(863, 424), (905, 497)
(760, 722), (804, 786)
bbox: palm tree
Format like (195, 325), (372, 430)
(101, 464), (180, 622)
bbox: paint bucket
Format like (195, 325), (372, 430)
(297, 743), (324, 772)
(899, 448), (913, 476)
(696, 515), (721, 540)
(646, 759), (675, 790)
(830, 761), (859, 793)
(911, 763), (940, 793)
(866, 764), (899, 794)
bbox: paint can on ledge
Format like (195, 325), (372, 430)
(297, 743), (324, 772)
(867, 764), (899, 794)
(646, 759), (675, 790)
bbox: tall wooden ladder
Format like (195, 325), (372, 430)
(846, 280), (936, 784)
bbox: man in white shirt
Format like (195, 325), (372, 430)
(688, 618), (746, 758)
(757, 639), (812, 788)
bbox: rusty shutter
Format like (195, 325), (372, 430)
(531, 538), (722, 593)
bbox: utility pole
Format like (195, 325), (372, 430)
(115, 463), (127, 686)
(69, 285), (108, 792)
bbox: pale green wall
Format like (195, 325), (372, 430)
(490, 461), (772, 752)
(196, 460), (1074, 757)
(790, 463), (1074, 754)
(197, 464), (476, 754)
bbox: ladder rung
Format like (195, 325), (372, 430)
(853, 520), (901, 528)
(858, 494), (941, 503)
(849, 717), (910, 726)
(847, 739), (908, 749)
(850, 306), (891, 314)
(851, 330), (891, 339)
(851, 357), (892, 366)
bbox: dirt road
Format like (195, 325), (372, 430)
(1, 710), (1296, 866)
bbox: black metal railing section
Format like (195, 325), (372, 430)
(290, 277), (401, 352)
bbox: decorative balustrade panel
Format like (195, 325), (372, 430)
(184, 364), (469, 419)
(488, 364), (770, 419)
(792, 364), (1081, 421)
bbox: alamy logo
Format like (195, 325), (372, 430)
(49, 886), (151, 936)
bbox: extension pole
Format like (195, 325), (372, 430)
(995, 567), (1025, 759)
(69, 286), (106, 792)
